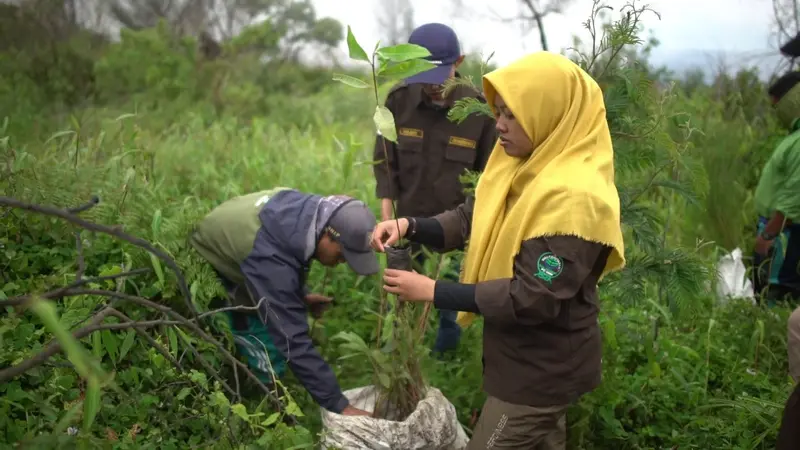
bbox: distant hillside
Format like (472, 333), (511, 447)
(649, 47), (787, 81)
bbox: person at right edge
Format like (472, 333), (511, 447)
(372, 22), (497, 356)
(752, 69), (800, 308)
(757, 69), (800, 449)
(370, 51), (625, 449)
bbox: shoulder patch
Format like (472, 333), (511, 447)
(533, 252), (563, 283)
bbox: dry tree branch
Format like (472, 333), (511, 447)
(0, 195), (199, 317)
(3, 289), (291, 418)
(105, 308), (184, 372)
(0, 306), (117, 383)
(3, 268), (151, 307)
(0, 195), (295, 423)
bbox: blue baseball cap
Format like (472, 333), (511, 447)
(405, 23), (462, 85)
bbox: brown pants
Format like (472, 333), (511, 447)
(467, 396), (569, 450)
(789, 307), (800, 382)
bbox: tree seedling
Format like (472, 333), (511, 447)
(332, 25), (437, 268)
(331, 26), (438, 421)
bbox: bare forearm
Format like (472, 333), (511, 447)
(380, 198), (394, 221)
(766, 210), (792, 234)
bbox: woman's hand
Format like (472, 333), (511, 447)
(370, 218), (409, 252)
(382, 269), (435, 302)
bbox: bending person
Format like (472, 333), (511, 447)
(191, 187), (377, 416)
(370, 52), (625, 449)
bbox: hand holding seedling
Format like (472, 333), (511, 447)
(383, 269), (435, 302)
(304, 293), (334, 319)
(370, 218), (409, 252)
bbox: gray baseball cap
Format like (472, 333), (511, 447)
(326, 200), (379, 276)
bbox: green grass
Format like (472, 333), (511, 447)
(1, 83), (796, 449)
(0, 22), (797, 448)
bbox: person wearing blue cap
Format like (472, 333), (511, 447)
(372, 23), (497, 357)
(190, 187), (378, 416)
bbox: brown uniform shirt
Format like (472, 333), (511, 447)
(433, 198), (612, 407)
(373, 78), (497, 218)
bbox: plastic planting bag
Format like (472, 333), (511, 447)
(320, 385), (469, 450)
(716, 247), (755, 304)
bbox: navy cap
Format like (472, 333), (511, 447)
(405, 23), (462, 85)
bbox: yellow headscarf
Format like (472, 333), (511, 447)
(456, 51), (626, 328)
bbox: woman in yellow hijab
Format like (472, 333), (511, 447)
(371, 51), (625, 449)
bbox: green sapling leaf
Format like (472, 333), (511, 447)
(345, 26), (370, 63)
(332, 73), (369, 89)
(373, 106), (397, 143)
(378, 60), (438, 81)
(376, 44), (432, 63)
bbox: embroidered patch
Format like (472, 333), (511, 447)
(399, 127), (423, 138)
(534, 252), (563, 283)
(448, 136), (477, 149)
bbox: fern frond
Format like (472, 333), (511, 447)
(448, 97), (493, 124)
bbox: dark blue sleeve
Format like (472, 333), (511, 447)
(239, 235), (349, 413)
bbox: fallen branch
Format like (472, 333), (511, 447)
(0, 195), (295, 424)
(2, 268), (151, 308)
(105, 308), (184, 372)
(0, 306), (117, 383)
(1, 289), (289, 417)
(0, 195), (198, 317)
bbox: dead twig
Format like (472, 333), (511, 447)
(0, 195), (294, 423)
(0, 306), (117, 383)
(0, 195), (199, 317)
(2, 268), (151, 307)
(3, 287), (290, 421)
(105, 308), (184, 372)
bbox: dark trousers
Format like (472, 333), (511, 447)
(212, 270), (286, 383)
(752, 216), (800, 305)
(467, 396), (568, 450)
(411, 244), (463, 354)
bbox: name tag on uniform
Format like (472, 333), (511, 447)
(448, 136), (477, 149)
(399, 127), (423, 138)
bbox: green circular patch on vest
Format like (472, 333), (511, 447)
(534, 252), (563, 283)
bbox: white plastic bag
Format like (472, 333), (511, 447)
(320, 385), (469, 450)
(715, 247), (755, 304)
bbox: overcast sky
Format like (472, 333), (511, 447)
(313, 0), (786, 77)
